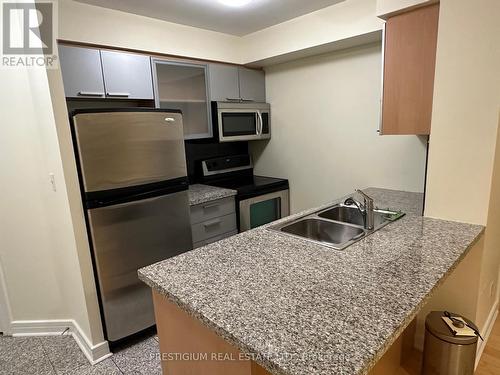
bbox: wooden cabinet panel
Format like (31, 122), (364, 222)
(153, 291), (271, 375)
(381, 4), (439, 135)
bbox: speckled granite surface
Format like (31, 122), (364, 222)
(188, 184), (237, 206)
(139, 188), (484, 375)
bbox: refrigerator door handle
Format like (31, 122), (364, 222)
(94, 189), (166, 207)
(87, 179), (189, 209)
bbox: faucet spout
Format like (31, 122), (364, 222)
(355, 189), (374, 230)
(344, 190), (375, 230)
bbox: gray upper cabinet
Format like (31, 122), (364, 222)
(100, 50), (154, 100)
(59, 45), (154, 100)
(208, 64), (240, 102)
(208, 64), (266, 102)
(59, 45), (105, 98)
(238, 67), (266, 102)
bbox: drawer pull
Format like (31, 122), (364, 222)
(203, 202), (220, 210)
(106, 92), (130, 97)
(203, 219), (222, 228)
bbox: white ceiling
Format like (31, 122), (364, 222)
(74, 0), (346, 36)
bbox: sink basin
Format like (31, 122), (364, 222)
(318, 205), (387, 228)
(279, 218), (365, 249)
(268, 198), (404, 251)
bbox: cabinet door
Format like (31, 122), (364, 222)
(380, 4), (439, 135)
(153, 60), (212, 139)
(101, 50), (154, 100)
(58, 45), (105, 98)
(208, 64), (240, 102)
(238, 67), (266, 102)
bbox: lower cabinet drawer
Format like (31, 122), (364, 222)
(193, 230), (238, 249)
(190, 197), (235, 225)
(191, 213), (237, 243)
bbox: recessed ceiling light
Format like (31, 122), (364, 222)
(218, 0), (253, 7)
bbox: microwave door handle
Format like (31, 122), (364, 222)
(257, 111), (263, 135)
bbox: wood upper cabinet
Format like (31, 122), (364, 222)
(380, 4), (439, 135)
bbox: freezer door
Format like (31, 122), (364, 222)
(87, 190), (192, 342)
(73, 110), (187, 192)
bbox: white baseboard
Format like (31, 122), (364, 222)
(475, 300), (499, 369)
(10, 319), (111, 365)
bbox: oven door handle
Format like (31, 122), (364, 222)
(257, 111), (263, 136)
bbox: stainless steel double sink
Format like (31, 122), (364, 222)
(268, 203), (404, 250)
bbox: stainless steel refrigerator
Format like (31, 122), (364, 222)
(71, 109), (192, 343)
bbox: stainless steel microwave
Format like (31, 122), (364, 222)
(214, 101), (271, 142)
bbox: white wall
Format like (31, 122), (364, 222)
(0, 261), (12, 334)
(46, 67), (107, 346)
(478, 113), (500, 329)
(250, 44), (427, 213)
(423, 0), (500, 333)
(58, 0), (383, 66)
(0, 61), (104, 344)
(241, 0), (383, 64)
(376, 0), (436, 18)
(59, 0), (242, 63)
(424, 0), (500, 225)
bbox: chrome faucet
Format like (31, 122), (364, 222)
(344, 189), (375, 230)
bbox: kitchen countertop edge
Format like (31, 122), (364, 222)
(139, 188), (485, 375)
(188, 184), (237, 206)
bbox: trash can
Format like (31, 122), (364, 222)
(421, 311), (478, 375)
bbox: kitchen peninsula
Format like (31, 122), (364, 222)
(139, 188), (484, 375)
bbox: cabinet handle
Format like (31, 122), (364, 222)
(225, 98), (255, 102)
(106, 92), (130, 97)
(203, 219), (222, 228)
(77, 91), (104, 97)
(203, 202), (220, 210)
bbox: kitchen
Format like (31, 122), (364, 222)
(1, 0), (500, 374)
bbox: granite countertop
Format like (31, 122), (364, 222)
(139, 188), (484, 375)
(188, 184), (237, 206)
